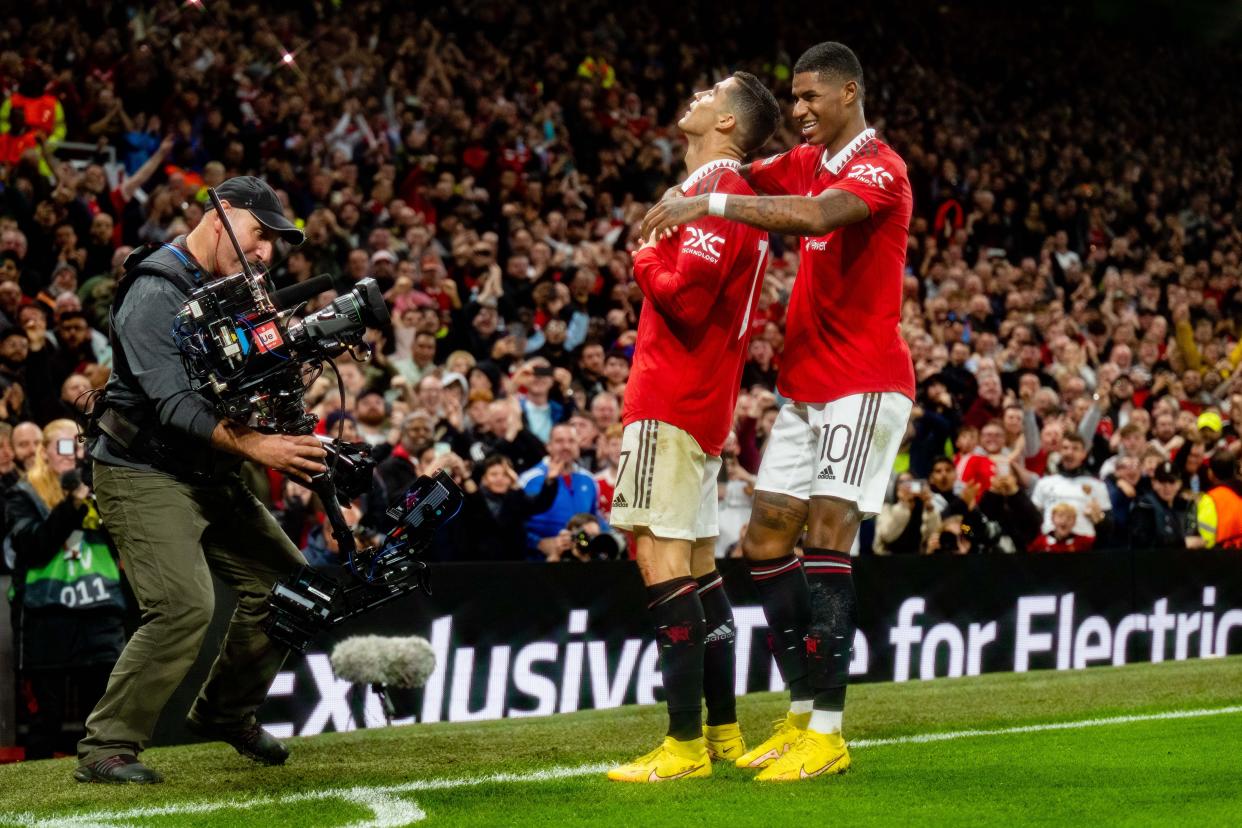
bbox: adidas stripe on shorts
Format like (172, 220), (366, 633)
(755, 393), (914, 516)
(610, 419), (721, 541)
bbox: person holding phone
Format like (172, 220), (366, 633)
(874, 474), (941, 555)
(5, 419), (124, 760)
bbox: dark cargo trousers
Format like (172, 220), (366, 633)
(78, 463), (306, 765)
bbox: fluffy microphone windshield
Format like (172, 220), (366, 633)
(330, 635), (437, 688)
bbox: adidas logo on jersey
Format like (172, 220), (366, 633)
(613, 492), (628, 508)
(704, 624), (736, 644)
(818, 466), (836, 481)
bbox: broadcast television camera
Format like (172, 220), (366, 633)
(172, 266), (388, 433)
(169, 186), (463, 651)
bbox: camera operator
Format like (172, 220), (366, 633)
(75, 177), (326, 784)
(5, 419), (124, 760)
(551, 512), (622, 562)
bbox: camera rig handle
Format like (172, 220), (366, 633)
(293, 431), (376, 559)
(265, 470), (464, 652)
(307, 473), (358, 557)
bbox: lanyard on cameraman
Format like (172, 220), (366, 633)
(162, 243), (204, 284)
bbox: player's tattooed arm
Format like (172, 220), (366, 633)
(726, 189), (870, 236)
(641, 189), (869, 240)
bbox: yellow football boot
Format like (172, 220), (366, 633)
(754, 729), (850, 781)
(734, 711), (810, 769)
(607, 736), (712, 783)
(703, 722), (746, 762)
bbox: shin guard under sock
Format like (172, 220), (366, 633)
(747, 554), (812, 702)
(647, 577), (706, 741)
(803, 548), (856, 727)
(696, 571), (737, 726)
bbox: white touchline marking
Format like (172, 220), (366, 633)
(5, 705), (1240, 827)
(848, 704), (1242, 748)
(2, 764), (612, 828)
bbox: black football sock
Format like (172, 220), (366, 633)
(647, 576), (706, 742)
(803, 548), (856, 715)
(695, 571), (737, 727)
(747, 554), (813, 702)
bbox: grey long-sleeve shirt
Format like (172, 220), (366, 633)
(91, 243), (231, 476)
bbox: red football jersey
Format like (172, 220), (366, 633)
(1027, 533), (1096, 554)
(625, 160), (770, 456)
(748, 129), (915, 403)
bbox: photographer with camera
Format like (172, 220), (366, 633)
(5, 419), (124, 760)
(75, 177), (327, 784)
(554, 512), (621, 562)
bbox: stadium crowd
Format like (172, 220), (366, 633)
(0, 0), (1239, 582)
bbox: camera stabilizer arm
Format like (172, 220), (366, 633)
(265, 470), (464, 653)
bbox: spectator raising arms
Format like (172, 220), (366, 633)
(519, 423), (608, 561)
(455, 454), (564, 561)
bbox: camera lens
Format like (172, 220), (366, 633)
(289, 278), (391, 348)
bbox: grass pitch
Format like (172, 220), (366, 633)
(2, 657), (1241, 826)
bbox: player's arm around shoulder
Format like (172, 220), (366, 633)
(725, 187), (871, 237)
(642, 172), (870, 240)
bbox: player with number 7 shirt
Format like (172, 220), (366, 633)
(605, 72), (781, 783)
(643, 42), (916, 782)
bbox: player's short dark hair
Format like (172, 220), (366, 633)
(794, 42), (865, 103)
(727, 72), (781, 155)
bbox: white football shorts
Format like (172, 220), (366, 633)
(609, 419), (721, 541)
(755, 392), (913, 515)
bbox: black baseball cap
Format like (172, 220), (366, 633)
(1153, 461), (1180, 484)
(209, 176), (304, 246)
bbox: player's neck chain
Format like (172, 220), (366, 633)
(682, 158), (743, 192)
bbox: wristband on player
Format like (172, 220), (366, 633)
(707, 192), (729, 217)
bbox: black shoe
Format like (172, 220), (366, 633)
(186, 717), (289, 766)
(74, 754), (164, 784)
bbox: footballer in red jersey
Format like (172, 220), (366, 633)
(606, 73), (780, 784)
(644, 42), (914, 782)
